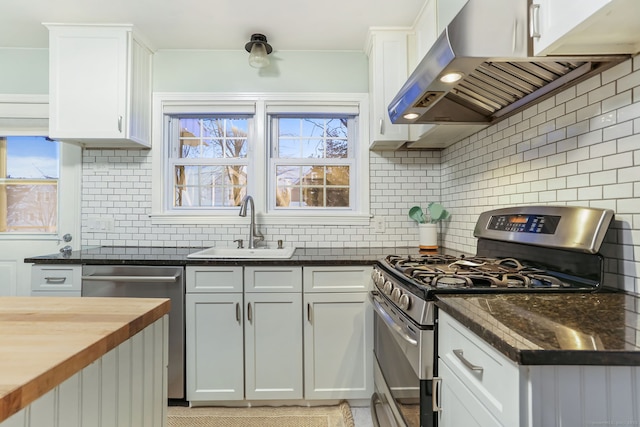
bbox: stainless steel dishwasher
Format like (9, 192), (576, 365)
(81, 265), (185, 400)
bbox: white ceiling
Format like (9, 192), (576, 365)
(0, 0), (425, 51)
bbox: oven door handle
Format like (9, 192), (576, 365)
(371, 295), (418, 346)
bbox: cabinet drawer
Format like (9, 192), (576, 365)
(186, 266), (243, 293)
(303, 266), (372, 292)
(438, 311), (520, 425)
(244, 266), (302, 292)
(31, 265), (81, 292)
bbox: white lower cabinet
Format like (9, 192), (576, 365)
(437, 310), (520, 426)
(186, 266), (302, 403)
(245, 292), (303, 400)
(186, 292), (244, 401)
(186, 264), (372, 404)
(303, 266), (373, 400)
(303, 291), (373, 399)
(437, 309), (640, 427)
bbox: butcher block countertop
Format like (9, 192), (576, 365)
(0, 297), (170, 423)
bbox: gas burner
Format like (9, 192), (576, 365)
(433, 276), (469, 289)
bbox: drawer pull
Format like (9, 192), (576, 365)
(45, 277), (67, 283)
(453, 349), (483, 372)
(432, 377), (442, 412)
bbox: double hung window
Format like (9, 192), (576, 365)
(269, 115), (354, 211)
(169, 116), (250, 210)
(152, 94), (369, 225)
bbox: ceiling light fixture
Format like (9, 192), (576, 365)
(245, 33), (273, 69)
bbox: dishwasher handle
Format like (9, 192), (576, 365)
(81, 274), (180, 283)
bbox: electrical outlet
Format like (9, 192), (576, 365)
(373, 217), (386, 233)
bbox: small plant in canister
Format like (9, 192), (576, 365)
(408, 203), (451, 250)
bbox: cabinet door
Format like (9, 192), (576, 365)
(303, 292), (373, 400)
(244, 292), (303, 400)
(531, 0), (612, 55)
(186, 293), (244, 401)
(438, 311), (520, 425)
(48, 25), (128, 140)
(368, 30), (410, 149)
(46, 24), (152, 148)
(437, 361), (502, 427)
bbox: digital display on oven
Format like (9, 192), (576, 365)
(487, 214), (561, 234)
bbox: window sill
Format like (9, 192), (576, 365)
(149, 213), (371, 226)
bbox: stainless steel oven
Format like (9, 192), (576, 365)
(371, 290), (436, 427)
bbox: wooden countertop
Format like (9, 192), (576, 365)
(0, 297), (170, 423)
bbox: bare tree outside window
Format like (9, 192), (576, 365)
(274, 117), (351, 209)
(172, 117), (248, 208)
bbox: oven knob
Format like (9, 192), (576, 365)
(374, 271), (383, 286)
(383, 280), (393, 295)
(371, 269), (378, 281)
(391, 287), (401, 303)
(398, 293), (411, 310)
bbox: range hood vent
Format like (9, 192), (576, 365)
(389, 0), (629, 126)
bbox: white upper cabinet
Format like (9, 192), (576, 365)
(46, 24), (153, 148)
(531, 0), (640, 56)
(366, 29), (411, 150)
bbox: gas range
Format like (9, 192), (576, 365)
(370, 205), (615, 427)
(371, 205), (615, 326)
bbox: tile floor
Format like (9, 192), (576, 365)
(351, 406), (374, 427)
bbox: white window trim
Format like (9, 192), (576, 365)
(151, 92), (370, 226)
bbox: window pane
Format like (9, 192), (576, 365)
(326, 139), (348, 158)
(178, 117), (248, 159)
(274, 164), (350, 209)
(0, 137), (59, 233)
(326, 188), (349, 207)
(278, 139), (300, 158)
(174, 165), (246, 207)
(274, 117), (350, 160)
(326, 166), (349, 185)
(301, 139), (323, 158)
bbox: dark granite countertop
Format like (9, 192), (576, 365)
(24, 245), (432, 266)
(436, 292), (640, 366)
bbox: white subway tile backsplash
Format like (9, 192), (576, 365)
(79, 57), (639, 292)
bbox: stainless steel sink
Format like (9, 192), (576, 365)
(187, 246), (296, 259)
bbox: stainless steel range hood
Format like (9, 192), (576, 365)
(388, 0), (628, 128)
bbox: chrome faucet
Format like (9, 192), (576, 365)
(238, 195), (264, 249)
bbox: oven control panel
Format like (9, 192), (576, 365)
(474, 206), (614, 254)
(488, 214), (560, 234)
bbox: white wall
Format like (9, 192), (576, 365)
(0, 48), (48, 94)
(154, 50), (368, 93)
